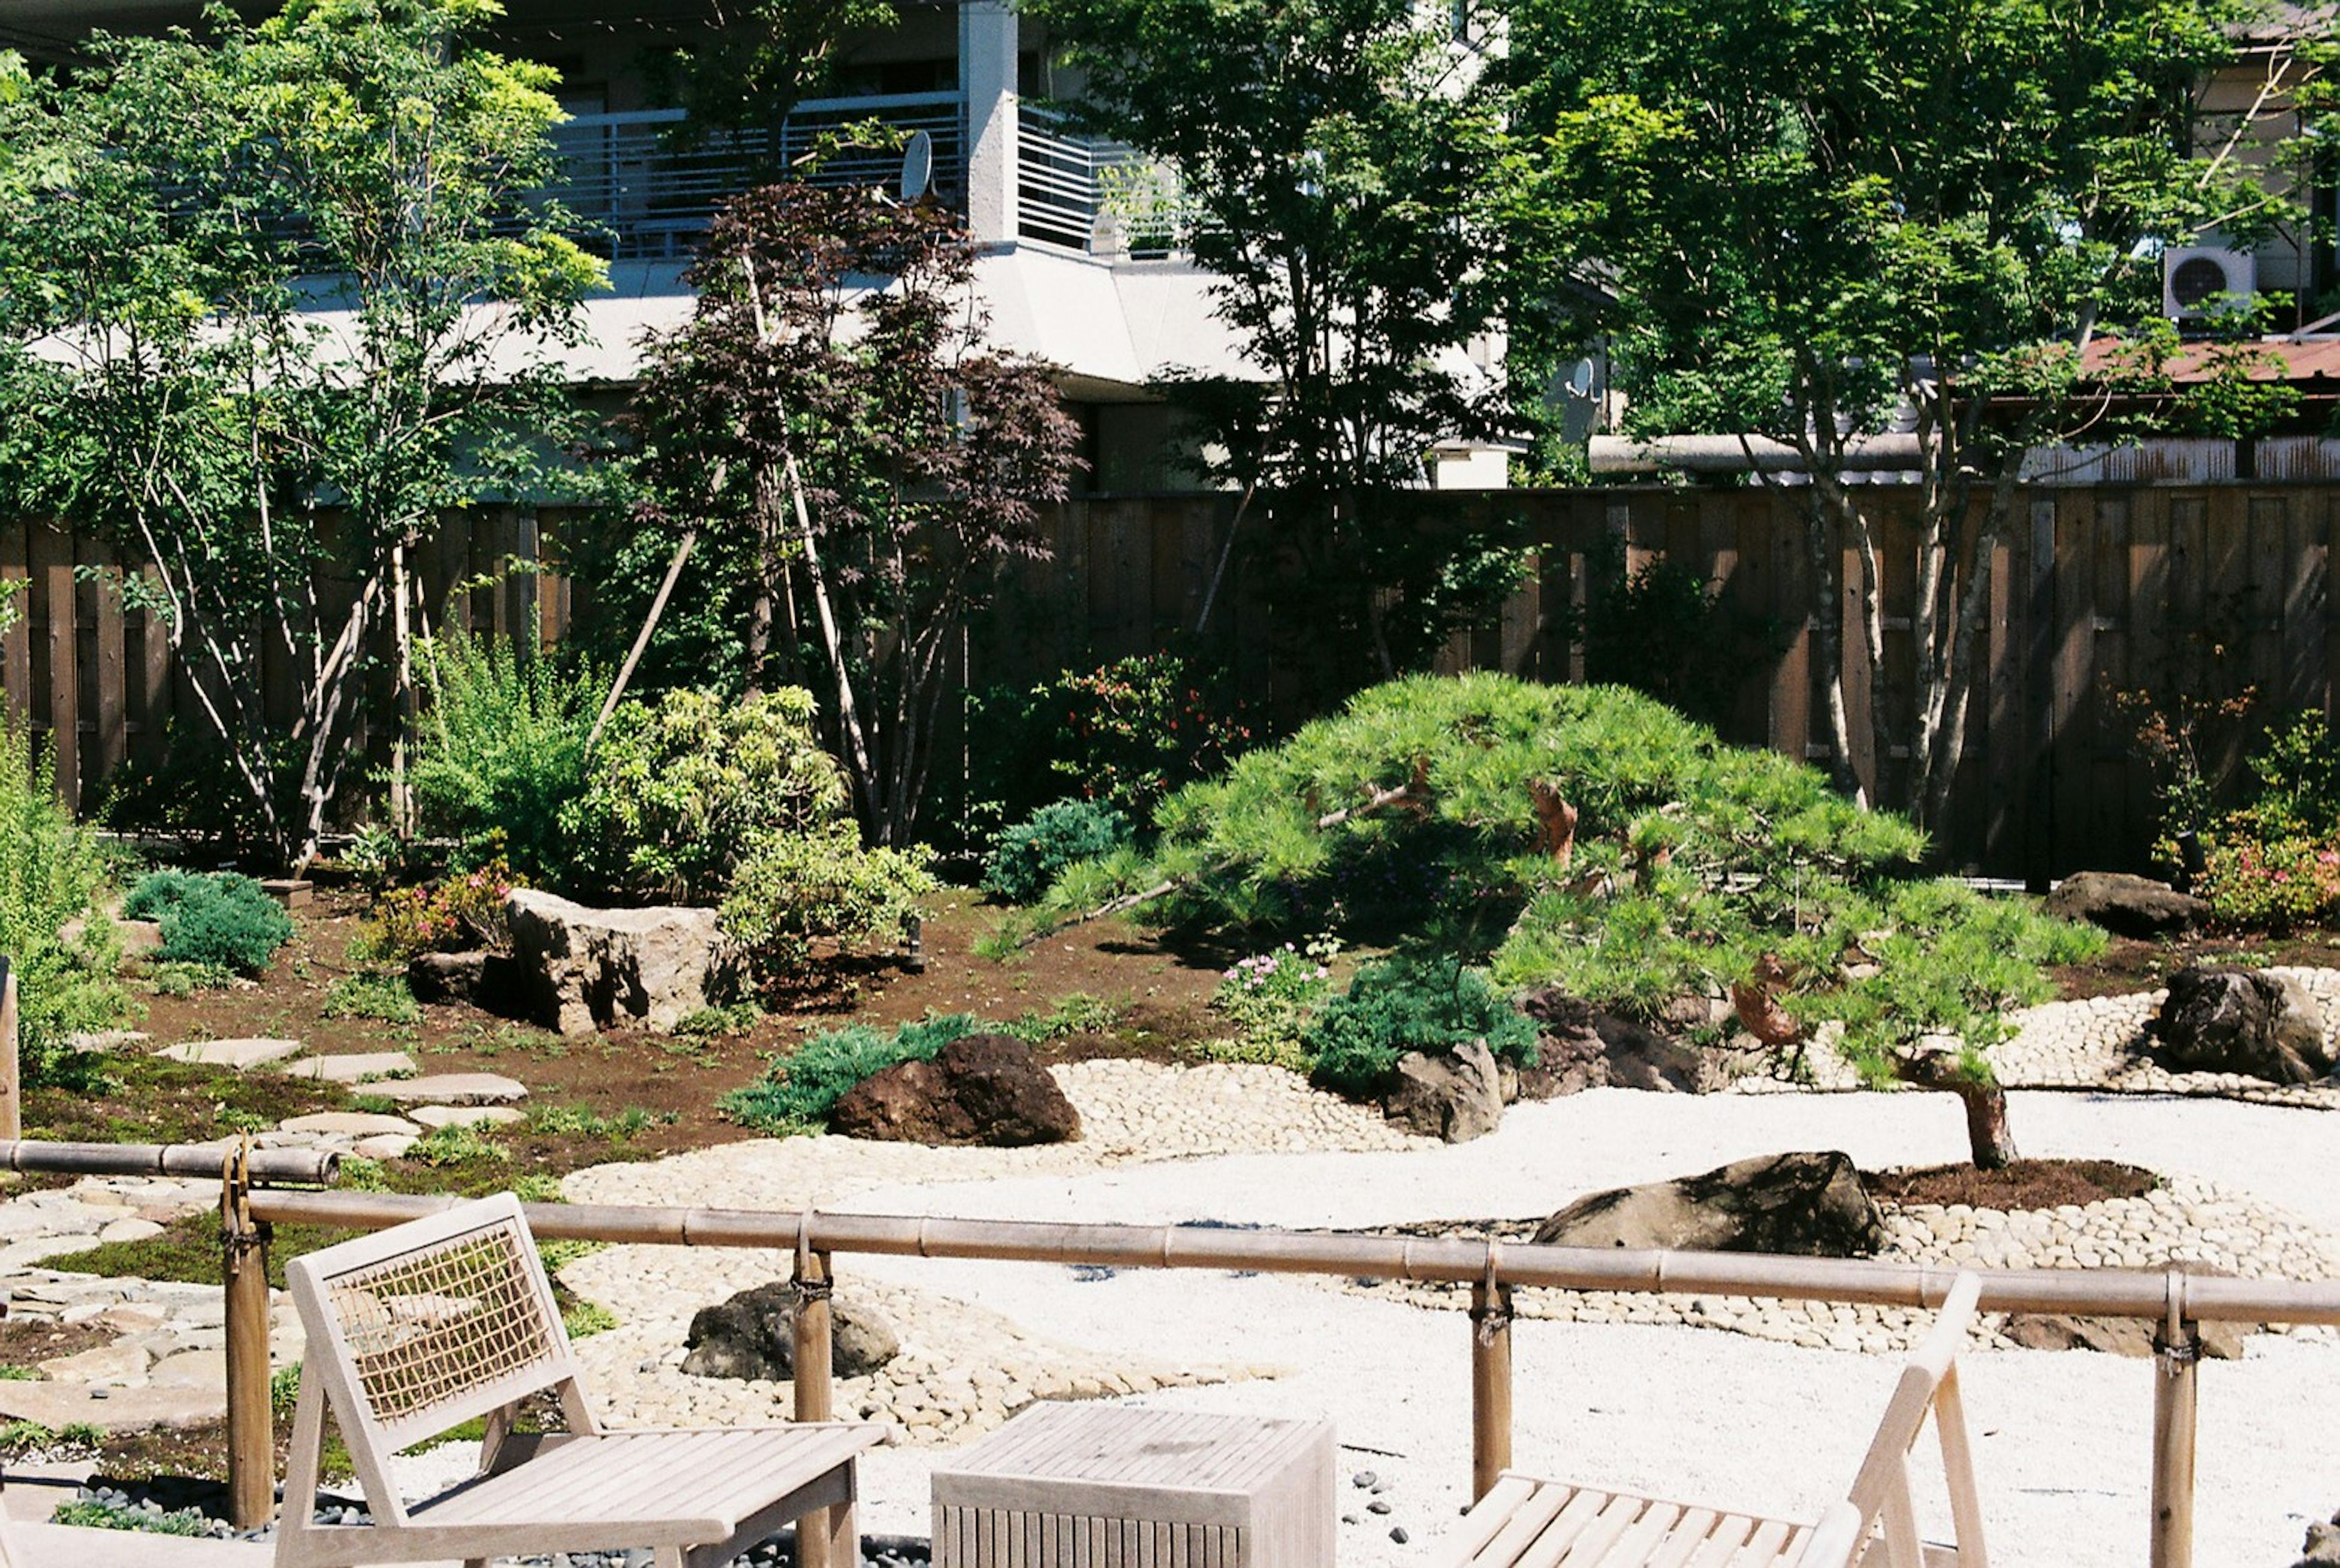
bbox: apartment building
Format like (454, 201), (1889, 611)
(2, 0), (1517, 492)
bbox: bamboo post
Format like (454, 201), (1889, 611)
(0, 956), (19, 1143)
(222, 1141), (276, 1530)
(795, 1228), (848, 1568)
(1470, 1266), (1514, 1499)
(2150, 1273), (2200, 1568)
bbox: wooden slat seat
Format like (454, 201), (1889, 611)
(274, 1193), (885, 1568)
(1438, 1274), (1988, 1568)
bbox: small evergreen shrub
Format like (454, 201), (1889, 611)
(721, 1013), (980, 1134)
(409, 631), (599, 884)
(0, 717), (129, 1082)
(982, 798), (1132, 905)
(125, 870), (291, 975)
(720, 826), (934, 983)
(1303, 959), (1538, 1099)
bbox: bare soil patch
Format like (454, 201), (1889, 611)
(1863, 1158), (2156, 1210)
(2048, 930), (2340, 1001)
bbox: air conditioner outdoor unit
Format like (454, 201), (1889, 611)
(2163, 246), (2257, 321)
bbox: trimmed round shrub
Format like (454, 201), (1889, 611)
(982, 798), (1131, 905)
(126, 870), (292, 974)
(1303, 959), (1538, 1099)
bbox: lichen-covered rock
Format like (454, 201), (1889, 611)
(2152, 967), (2332, 1085)
(505, 889), (742, 1035)
(681, 1284), (899, 1381)
(1534, 1150), (1883, 1257)
(831, 1034), (1082, 1146)
(1383, 1040), (1503, 1143)
(2044, 871), (2207, 938)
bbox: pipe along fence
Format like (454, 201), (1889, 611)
(4, 1143), (2336, 1566)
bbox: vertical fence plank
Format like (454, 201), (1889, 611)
(87, 534), (127, 795)
(31, 525), (79, 810)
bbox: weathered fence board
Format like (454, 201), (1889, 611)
(5, 483), (2336, 881)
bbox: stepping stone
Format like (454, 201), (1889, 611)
(277, 1112), (421, 1138)
(377, 1073), (529, 1106)
(352, 1134), (419, 1160)
(0, 1380), (222, 1433)
(96, 1217), (166, 1245)
(147, 1348), (225, 1389)
(40, 1343), (149, 1386)
(157, 1037), (303, 1071)
(408, 1104), (526, 1130)
(275, 1051), (417, 1084)
(63, 1029), (149, 1054)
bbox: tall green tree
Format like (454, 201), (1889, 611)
(1027, 0), (1525, 682)
(1504, 0), (2316, 833)
(0, 0), (603, 870)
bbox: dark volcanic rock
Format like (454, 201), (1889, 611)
(2152, 966), (2333, 1085)
(831, 1033), (1082, 1146)
(1383, 1041), (1503, 1143)
(1517, 988), (1732, 1095)
(1533, 1151), (1883, 1258)
(2043, 871), (2207, 938)
(681, 1283), (899, 1381)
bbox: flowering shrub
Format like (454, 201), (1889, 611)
(1051, 655), (1256, 825)
(2197, 835), (2340, 931)
(1207, 935), (1341, 1067)
(372, 856), (522, 961)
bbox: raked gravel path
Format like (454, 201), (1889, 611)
(555, 1063), (2340, 1568)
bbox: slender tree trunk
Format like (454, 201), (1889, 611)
(1800, 489), (1863, 803)
(1899, 1051), (2018, 1169)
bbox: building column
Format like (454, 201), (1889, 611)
(960, 0), (1019, 245)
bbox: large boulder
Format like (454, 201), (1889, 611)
(503, 889), (742, 1035)
(1517, 988), (1732, 1096)
(681, 1283), (899, 1381)
(1383, 1040), (1505, 1143)
(2044, 871), (2207, 939)
(406, 950), (524, 1012)
(2151, 966), (2333, 1084)
(1533, 1151), (1883, 1257)
(831, 1033), (1081, 1146)
(2000, 1312), (2247, 1361)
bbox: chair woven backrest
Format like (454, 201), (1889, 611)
(287, 1193), (580, 1462)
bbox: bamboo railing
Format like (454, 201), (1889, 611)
(230, 1188), (2340, 1568)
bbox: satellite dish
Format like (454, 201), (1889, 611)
(1566, 358), (1597, 398)
(899, 130), (934, 202)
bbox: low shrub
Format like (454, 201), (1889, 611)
(1207, 936), (1340, 1068)
(409, 630), (600, 883)
(2195, 713), (2340, 931)
(1303, 959), (1539, 1099)
(368, 856), (522, 963)
(322, 973), (420, 1025)
(719, 826), (934, 983)
(982, 798), (1131, 905)
(0, 715), (129, 1083)
(720, 1013), (980, 1135)
(124, 870), (290, 975)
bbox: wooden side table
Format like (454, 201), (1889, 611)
(933, 1403), (1336, 1568)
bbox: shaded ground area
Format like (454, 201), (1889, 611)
(1863, 1158), (2157, 1209)
(2048, 929), (2340, 1001)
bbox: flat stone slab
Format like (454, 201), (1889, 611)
(275, 1051), (417, 1084)
(63, 1029), (149, 1054)
(39, 1343), (150, 1385)
(147, 1348), (225, 1389)
(408, 1104), (526, 1130)
(96, 1217), (166, 1245)
(376, 1073), (529, 1107)
(11, 1521), (288, 1566)
(277, 1112), (422, 1138)
(0, 1380), (222, 1433)
(353, 1134), (419, 1160)
(157, 1037), (303, 1071)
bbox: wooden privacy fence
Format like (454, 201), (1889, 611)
(5, 481), (2335, 878)
(193, 1180), (2340, 1568)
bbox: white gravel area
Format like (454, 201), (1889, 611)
(562, 1083), (2340, 1568)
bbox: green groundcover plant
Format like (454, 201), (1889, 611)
(722, 1013), (980, 1134)
(123, 870), (291, 976)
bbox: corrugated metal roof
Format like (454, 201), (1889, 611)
(2080, 335), (2340, 383)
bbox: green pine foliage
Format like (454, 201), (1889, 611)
(124, 870), (291, 976)
(722, 1013), (981, 1135)
(0, 717), (129, 1083)
(1054, 672), (2097, 1093)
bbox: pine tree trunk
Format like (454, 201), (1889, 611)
(1954, 1079), (2018, 1170)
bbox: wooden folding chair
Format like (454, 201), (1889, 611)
(275, 1191), (884, 1568)
(1439, 1272), (1989, 1567)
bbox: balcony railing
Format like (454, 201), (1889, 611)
(1017, 105), (1191, 257)
(548, 93), (966, 260)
